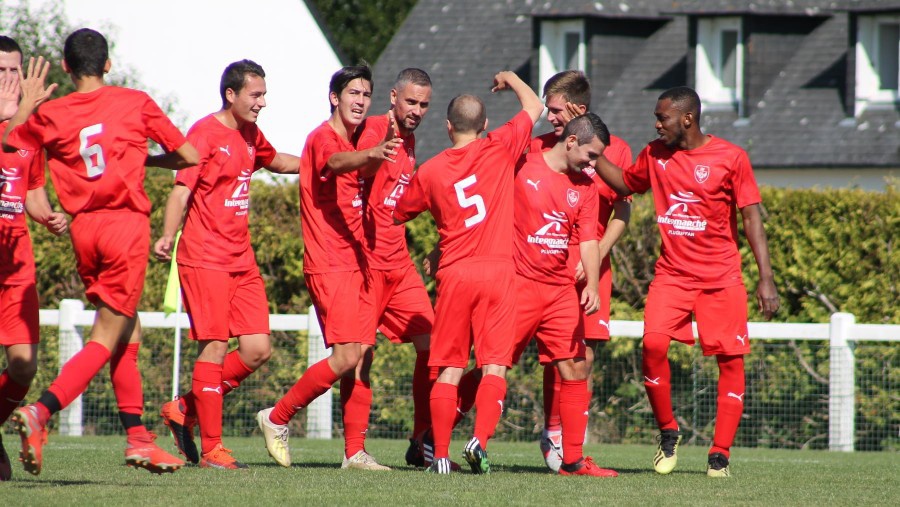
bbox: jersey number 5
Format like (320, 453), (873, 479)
(79, 124), (106, 178)
(454, 175), (486, 228)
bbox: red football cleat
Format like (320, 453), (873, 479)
(558, 456), (618, 477)
(125, 431), (185, 474)
(11, 405), (46, 476)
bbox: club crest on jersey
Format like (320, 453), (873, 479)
(694, 165), (710, 183)
(566, 188), (579, 207)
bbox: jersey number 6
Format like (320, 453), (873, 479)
(79, 123), (107, 178)
(454, 175), (486, 228)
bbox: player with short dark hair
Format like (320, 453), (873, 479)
(393, 70), (544, 474)
(154, 59), (299, 470)
(593, 85), (779, 478)
(354, 68), (441, 468)
(510, 112), (617, 477)
(530, 70), (633, 472)
(3, 27), (199, 476)
(0, 36), (68, 482)
(257, 64), (401, 471)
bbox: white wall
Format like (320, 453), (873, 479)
(27, 0), (342, 158)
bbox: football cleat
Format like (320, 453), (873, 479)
(0, 434), (11, 481)
(463, 437), (490, 475)
(11, 405), (45, 476)
(125, 431), (185, 474)
(653, 429), (682, 475)
(559, 456), (618, 477)
(160, 398), (199, 464)
(257, 407), (291, 467)
(405, 437), (425, 467)
(539, 429), (564, 473)
(342, 450), (391, 471)
(200, 443), (248, 470)
(424, 457), (453, 475)
(707, 452), (731, 478)
(419, 429), (461, 471)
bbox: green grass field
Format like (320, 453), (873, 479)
(1, 435), (896, 506)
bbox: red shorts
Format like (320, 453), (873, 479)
(574, 257), (613, 341)
(511, 276), (585, 365)
(178, 265), (270, 341)
(644, 281), (750, 356)
(70, 212), (149, 317)
(0, 283), (40, 345)
(367, 263), (434, 343)
(429, 260), (516, 369)
(306, 270), (376, 347)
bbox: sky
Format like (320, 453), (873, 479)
(27, 0), (343, 158)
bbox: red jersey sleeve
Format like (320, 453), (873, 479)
(487, 110), (534, 160)
(311, 128), (347, 182)
(731, 148), (762, 208)
(176, 127), (213, 191)
(5, 115), (46, 152)
(26, 149), (46, 190)
(140, 95), (188, 152)
(253, 127), (277, 170)
(392, 167), (428, 223)
(356, 115), (387, 151)
(622, 145), (653, 194)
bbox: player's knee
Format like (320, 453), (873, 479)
(7, 357), (38, 385)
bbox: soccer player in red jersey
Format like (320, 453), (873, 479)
(530, 71), (633, 472)
(153, 60), (300, 470)
(354, 68), (440, 467)
(393, 70), (544, 474)
(0, 36), (68, 482)
(257, 65), (401, 471)
(2, 28), (199, 476)
(593, 86), (779, 477)
(510, 112), (618, 478)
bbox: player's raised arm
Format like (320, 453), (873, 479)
(2, 56), (57, 151)
(593, 155), (631, 197)
(491, 71), (544, 124)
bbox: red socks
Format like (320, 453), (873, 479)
(0, 370), (30, 423)
(473, 374), (506, 449)
(271, 358), (339, 425)
(711, 355), (746, 458)
(559, 379), (589, 465)
(642, 333), (678, 431)
(429, 382), (458, 459)
(220, 351), (254, 396)
(192, 361), (224, 454)
(110, 342), (143, 417)
(453, 368), (480, 427)
(412, 350), (438, 438)
(340, 376), (372, 458)
(47, 341), (112, 412)
(543, 365), (562, 431)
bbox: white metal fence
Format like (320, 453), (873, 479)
(34, 300), (898, 452)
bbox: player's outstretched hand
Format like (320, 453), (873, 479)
(45, 212), (68, 236)
(757, 279), (779, 320)
(491, 71), (518, 93)
(558, 102), (584, 125)
(0, 73), (20, 121)
(581, 286), (600, 315)
(153, 235), (174, 262)
(19, 57), (58, 110)
(384, 109), (399, 141)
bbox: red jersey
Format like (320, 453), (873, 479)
(357, 114), (416, 270)
(514, 152), (599, 285)
(623, 135), (761, 288)
(299, 122), (366, 274)
(0, 120), (45, 285)
(175, 115), (277, 272)
(6, 86), (187, 216)
(394, 111), (534, 269)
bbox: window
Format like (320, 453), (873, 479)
(538, 19), (585, 94)
(696, 17), (743, 112)
(856, 15), (900, 113)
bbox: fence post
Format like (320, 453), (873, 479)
(57, 299), (84, 437)
(828, 312), (855, 452)
(305, 305), (332, 439)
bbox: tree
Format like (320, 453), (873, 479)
(308, 0), (417, 64)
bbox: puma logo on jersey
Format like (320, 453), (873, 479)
(219, 145), (231, 156)
(202, 386), (223, 394)
(598, 319), (610, 330)
(526, 179), (540, 191)
(657, 158), (670, 171)
(644, 376), (661, 385)
(497, 399), (504, 411)
(727, 392), (745, 402)
(736, 335), (747, 346)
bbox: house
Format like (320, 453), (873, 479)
(40, 0), (344, 155)
(373, 0), (899, 190)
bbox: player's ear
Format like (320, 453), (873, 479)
(683, 111), (693, 129)
(480, 118), (488, 134)
(390, 88), (398, 107)
(103, 59), (111, 73)
(575, 104), (587, 115)
(329, 91), (339, 109)
(566, 134), (578, 149)
(225, 87), (236, 106)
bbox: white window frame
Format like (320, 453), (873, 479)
(855, 14), (900, 115)
(696, 17), (744, 112)
(538, 19), (586, 96)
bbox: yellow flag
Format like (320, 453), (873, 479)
(163, 231), (182, 315)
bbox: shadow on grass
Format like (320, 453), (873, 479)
(11, 479), (155, 487)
